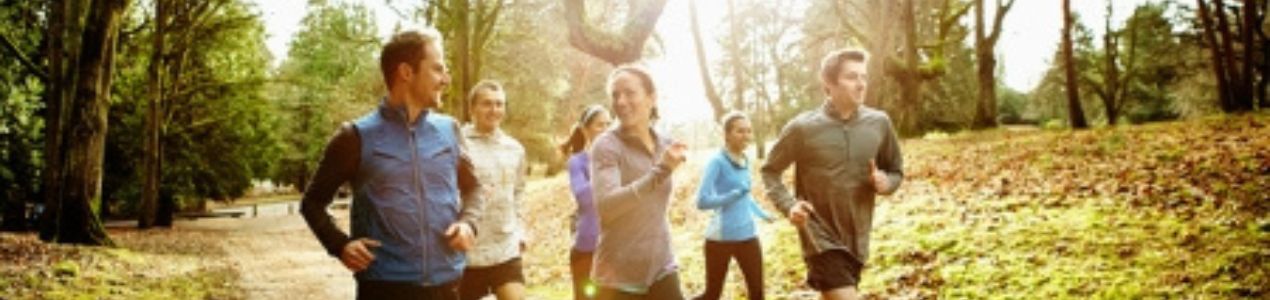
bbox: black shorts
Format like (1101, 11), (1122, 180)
(804, 249), (864, 291)
(357, 280), (458, 300)
(459, 257), (526, 300)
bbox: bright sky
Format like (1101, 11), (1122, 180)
(248, 0), (1155, 125)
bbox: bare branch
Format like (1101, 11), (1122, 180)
(0, 32), (49, 81)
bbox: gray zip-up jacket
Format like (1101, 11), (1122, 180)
(762, 103), (903, 264)
(588, 127), (677, 294)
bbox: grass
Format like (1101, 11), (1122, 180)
(521, 113), (1268, 299)
(0, 229), (241, 300)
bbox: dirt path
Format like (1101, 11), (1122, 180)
(178, 210), (354, 299)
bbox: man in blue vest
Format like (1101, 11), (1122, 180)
(301, 28), (485, 300)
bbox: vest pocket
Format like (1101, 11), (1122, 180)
(369, 183), (422, 245)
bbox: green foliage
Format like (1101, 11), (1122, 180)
(924, 45), (980, 131)
(711, 0), (812, 148)
(1031, 2), (1205, 126)
(996, 85), (1029, 124)
(103, 0), (282, 215)
(270, 1), (381, 190)
(0, 0), (47, 220)
(1119, 3), (1183, 123)
(481, 0), (571, 169)
(458, 0), (614, 173)
(799, 0), (983, 134)
(1027, 16), (1101, 124)
(0, 78), (44, 200)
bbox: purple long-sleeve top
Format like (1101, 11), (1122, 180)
(568, 152), (600, 252)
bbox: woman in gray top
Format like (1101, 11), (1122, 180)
(588, 65), (688, 300)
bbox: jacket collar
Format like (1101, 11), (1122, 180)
(378, 96), (429, 127)
(613, 125), (668, 157)
(821, 101), (861, 122)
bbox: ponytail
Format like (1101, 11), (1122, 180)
(559, 125), (587, 156)
(559, 104), (608, 156)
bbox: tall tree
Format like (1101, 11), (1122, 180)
(688, 0), (726, 120)
(46, 0), (130, 245)
(1062, 0), (1089, 128)
(39, 0), (80, 241)
(273, 2), (379, 193)
(563, 0), (668, 65)
(1195, 0), (1234, 110)
(138, 0), (166, 229)
(1085, 1), (1135, 125)
(972, 0), (1015, 128)
(428, 0), (507, 121)
(1196, 0), (1259, 112)
(1213, 0), (1246, 110)
(1239, 0), (1257, 109)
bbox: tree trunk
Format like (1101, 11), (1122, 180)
(896, 0), (922, 133)
(726, 0), (746, 112)
(1261, 0), (1269, 109)
(454, 0), (471, 121)
(688, 0), (725, 120)
(1240, 0), (1257, 110)
(1062, 0), (1088, 128)
(154, 186), (174, 227)
(1, 192), (22, 231)
(39, 0), (67, 240)
(39, 0), (87, 241)
(973, 0), (1013, 128)
(1102, 2), (1121, 125)
(973, 0), (996, 128)
(1197, 0), (1233, 110)
(563, 0), (668, 65)
(1214, 0), (1249, 111)
(140, 0), (165, 229)
(53, 0), (128, 246)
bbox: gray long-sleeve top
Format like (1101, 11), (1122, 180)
(588, 127), (677, 294)
(761, 103), (903, 264)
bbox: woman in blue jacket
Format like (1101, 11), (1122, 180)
(693, 112), (773, 300)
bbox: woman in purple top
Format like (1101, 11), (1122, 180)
(560, 104), (611, 300)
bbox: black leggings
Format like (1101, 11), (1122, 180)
(694, 238), (764, 300)
(595, 271), (684, 300)
(571, 250), (595, 300)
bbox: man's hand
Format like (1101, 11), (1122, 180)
(869, 159), (890, 193)
(446, 223), (476, 251)
(340, 238), (381, 272)
(788, 201), (815, 227)
(659, 141), (688, 171)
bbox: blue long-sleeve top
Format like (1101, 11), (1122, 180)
(568, 152), (600, 252)
(697, 150), (773, 241)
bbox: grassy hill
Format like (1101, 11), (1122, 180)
(521, 113), (1269, 299)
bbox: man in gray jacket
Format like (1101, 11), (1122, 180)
(761, 48), (903, 300)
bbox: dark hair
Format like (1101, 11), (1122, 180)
(720, 111), (749, 133)
(467, 80), (504, 106)
(380, 29), (442, 90)
(606, 65), (659, 121)
(559, 105), (608, 156)
(819, 48), (869, 84)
